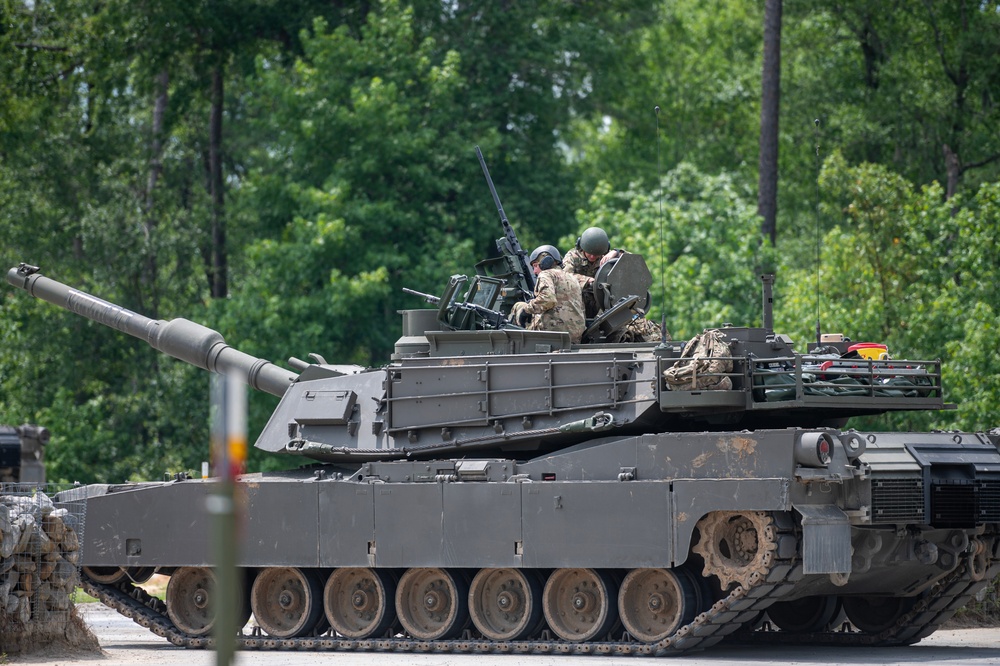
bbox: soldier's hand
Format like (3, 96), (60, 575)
(599, 249), (621, 266)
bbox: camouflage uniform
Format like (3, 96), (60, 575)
(563, 247), (663, 343)
(622, 312), (668, 343)
(512, 268), (585, 343)
(562, 247), (602, 318)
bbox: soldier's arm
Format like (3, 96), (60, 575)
(563, 250), (595, 288)
(525, 273), (557, 314)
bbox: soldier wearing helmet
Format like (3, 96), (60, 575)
(510, 245), (585, 343)
(562, 227), (622, 319)
(562, 227), (664, 343)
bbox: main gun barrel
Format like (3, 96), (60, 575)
(6, 264), (297, 397)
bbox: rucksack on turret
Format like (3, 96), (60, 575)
(662, 328), (733, 390)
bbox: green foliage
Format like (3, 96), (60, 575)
(778, 1), (1000, 237)
(569, 0), (763, 193)
(0, 0), (998, 484)
(229, 2), (479, 365)
(571, 164), (764, 341)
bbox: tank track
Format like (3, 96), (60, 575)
(80, 515), (805, 657)
(729, 538), (1000, 648)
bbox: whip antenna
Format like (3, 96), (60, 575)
(655, 105), (666, 340)
(814, 118), (822, 345)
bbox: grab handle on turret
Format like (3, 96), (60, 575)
(6, 264), (297, 397)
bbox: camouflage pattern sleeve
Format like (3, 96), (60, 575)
(521, 269), (586, 343)
(525, 271), (557, 314)
(562, 248), (599, 279)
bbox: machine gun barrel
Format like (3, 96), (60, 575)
(6, 264), (297, 397)
(402, 287), (441, 304)
(475, 146), (536, 294)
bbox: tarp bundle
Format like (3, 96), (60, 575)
(752, 369), (935, 402)
(662, 329), (733, 391)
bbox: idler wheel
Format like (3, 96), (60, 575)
(395, 568), (469, 640)
(251, 567), (325, 638)
(468, 568), (543, 640)
(843, 595), (916, 634)
(324, 568), (397, 639)
(542, 568), (618, 642)
(166, 567), (217, 636)
(692, 511), (777, 590)
(767, 595), (841, 633)
(618, 568), (699, 643)
(82, 566), (128, 585)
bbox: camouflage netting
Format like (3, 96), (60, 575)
(0, 486), (100, 654)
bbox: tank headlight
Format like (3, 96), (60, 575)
(795, 432), (833, 467)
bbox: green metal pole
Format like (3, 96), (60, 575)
(210, 373), (246, 666)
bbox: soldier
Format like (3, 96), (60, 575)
(563, 226), (664, 343)
(511, 245), (586, 343)
(563, 226), (614, 319)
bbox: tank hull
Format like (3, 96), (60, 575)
(62, 426), (1000, 653)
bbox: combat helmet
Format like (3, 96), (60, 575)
(529, 245), (562, 270)
(579, 227), (610, 256)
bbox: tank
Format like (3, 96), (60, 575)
(6, 249), (1000, 656)
(0, 423), (49, 484)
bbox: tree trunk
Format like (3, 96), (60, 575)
(146, 70), (169, 214)
(758, 0), (782, 247)
(209, 60), (227, 299)
(143, 68), (169, 317)
(943, 144), (960, 201)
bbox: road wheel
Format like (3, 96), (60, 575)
(395, 568), (469, 640)
(468, 568), (543, 640)
(767, 595), (841, 632)
(843, 595), (916, 633)
(324, 568), (397, 639)
(542, 568), (618, 642)
(251, 567), (325, 638)
(166, 567), (216, 636)
(618, 567), (698, 642)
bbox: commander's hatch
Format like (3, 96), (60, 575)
(593, 253), (652, 312)
(581, 253), (654, 343)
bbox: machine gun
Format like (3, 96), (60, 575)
(475, 146), (535, 300)
(403, 276), (512, 331)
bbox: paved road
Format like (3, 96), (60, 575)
(9, 603), (1000, 665)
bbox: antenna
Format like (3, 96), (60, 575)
(655, 105), (667, 340)
(814, 118), (822, 346)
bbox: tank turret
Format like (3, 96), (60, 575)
(7, 262), (950, 465)
(0, 423), (49, 484)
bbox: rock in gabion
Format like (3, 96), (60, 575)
(0, 487), (91, 653)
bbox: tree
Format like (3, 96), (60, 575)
(758, 0), (782, 245)
(778, 0), (1000, 225)
(0, 0), (366, 482)
(568, 164), (765, 341)
(567, 1), (764, 195)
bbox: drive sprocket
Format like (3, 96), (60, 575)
(692, 511), (778, 590)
